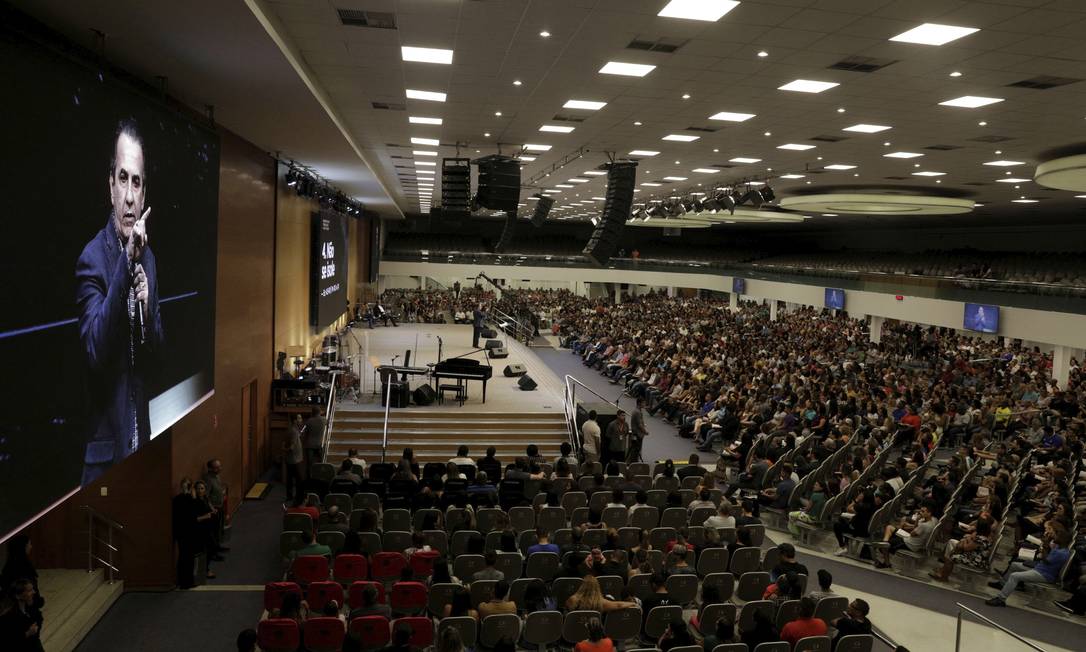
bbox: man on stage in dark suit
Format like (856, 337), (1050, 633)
(472, 303), (486, 348)
(76, 118), (164, 485)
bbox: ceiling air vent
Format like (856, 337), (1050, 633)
(1006, 75), (1082, 90)
(968, 134), (1014, 143)
(372, 101), (406, 111)
(685, 126), (719, 133)
(963, 182), (989, 186)
(828, 56), (898, 73)
(551, 114), (586, 123)
(883, 176), (909, 180)
(337, 9), (397, 29)
(810, 134), (848, 143)
(711, 163), (736, 169)
(924, 144), (960, 151)
(626, 36), (688, 53)
(390, 154), (410, 160)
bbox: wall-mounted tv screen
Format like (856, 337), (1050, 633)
(964, 303), (999, 334)
(824, 288), (845, 310)
(0, 26), (219, 540)
(732, 278), (745, 294)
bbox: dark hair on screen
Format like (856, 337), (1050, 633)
(109, 118), (144, 178)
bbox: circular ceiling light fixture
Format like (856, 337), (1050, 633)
(1034, 152), (1086, 191)
(779, 192), (974, 215)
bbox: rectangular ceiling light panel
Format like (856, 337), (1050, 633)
(599, 61), (656, 77)
(401, 46), (453, 64)
(658, 0), (740, 22)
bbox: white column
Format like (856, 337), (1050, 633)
(769, 300), (778, 322)
(417, 276), (425, 289)
(667, 286), (676, 298)
(613, 285), (622, 304)
(869, 316), (884, 344)
(1052, 345), (1080, 389)
(729, 292), (739, 312)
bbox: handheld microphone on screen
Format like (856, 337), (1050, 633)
(136, 297), (146, 344)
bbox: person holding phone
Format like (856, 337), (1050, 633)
(76, 118), (164, 484)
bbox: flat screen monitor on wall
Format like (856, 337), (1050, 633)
(0, 25), (219, 540)
(964, 303), (1000, 334)
(824, 288), (845, 310)
(311, 210), (349, 330)
(732, 278), (745, 294)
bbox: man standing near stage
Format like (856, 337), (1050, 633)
(627, 399), (648, 464)
(604, 410), (629, 467)
(472, 303), (486, 348)
(76, 118), (164, 485)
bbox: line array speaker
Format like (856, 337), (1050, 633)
(441, 157), (471, 216)
(582, 160), (637, 266)
(530, 194), (555, 227)
(494, 210), (517, 253)
(474, 154), (521, 212)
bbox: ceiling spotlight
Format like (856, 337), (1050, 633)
(836, 108), (846, 113)
(495, 111), (503, 116)
(484, 132), (491, 137)
(763, 131), (772, 137)
(949, 71), (962, 77)
(634, 121), (643, 126)
(513, 80), (522, 86)
(285, 169), (298, 187)
(757, 50), (768, 57)
(540, 30), (551, 37)
(978, 121), (987, 126)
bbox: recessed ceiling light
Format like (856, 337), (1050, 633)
(949, 71), (962, 77)
(836, 108), (846, 113)
(599, 61), (656, 77)
(779, 174), (806, 179)
(984, 160), (1024, 167)
(777, 143), (816, 151)
(822, 213), (838, 217)
(912, 171), (946, 177)
(996, 178), (1030, 183)
(409, 116), (442, 125)
(824, 164), (856, 170)
(884, 151), (923, 159)
(1074, 195), (1086, 199)
(779, 79), (839, 93)
(405, 89), (447, 102)
(524, 144), (552, 152)
(513, 80), (522, 86)
(413, 150), (438, 156)
(757, 50), (768, 58)
(692, 168), (720, 173)
(633, 121), (643, 126)
(555, 184), (574, 188)
(978, 121), (987, 126)
(401, 46), (454, 64)
(890, 23), (979, 46)
(708, 111), (756, 123)
(583, 171), (607, 176)
(940, 95), (1003, 108)
(1011, 198), (1038, 203)
(416, 170), (434, 175)
(494, 111), (503, 117)
(415, 161), (436, 167)
(564, 99), (606, 110)
(763, 131), (772, 137)
(663, 176), (688, 181)
(843, 123), (892, 133)
(629, 150), (660, 156)
(411, 137), (439, 146)
(484, 132), (491, 137)
(662, 134), (700, 142)
(540, 30), (551, 38)
(567, 178), (589, 183)
(730, 157), (761, 163)
(641, 182), (662, 187)
(658, 0), (740, 21)
(540, 125), (575, 133)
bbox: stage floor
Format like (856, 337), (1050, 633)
(339, 322), (565, 413)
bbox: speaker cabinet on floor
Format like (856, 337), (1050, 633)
(413, 384), (437, 406)
(484, 339), (503, 350)
(582, 160), (637, 266)
(517, 375), (537, 391)
(504, 364), (527, 377)
(490, 347), (509, 358)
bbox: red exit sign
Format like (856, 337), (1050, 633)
(895, 295), (904, 301)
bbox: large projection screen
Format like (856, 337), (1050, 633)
(0, 25), (219, 539)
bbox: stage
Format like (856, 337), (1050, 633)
(339, 322), (565, 413)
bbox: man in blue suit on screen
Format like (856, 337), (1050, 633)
(76, 118), (164, 484)
(969, 305), (995, 333)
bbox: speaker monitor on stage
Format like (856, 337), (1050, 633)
(413, 384), (437, 406)
(480, 328), (497, 339)
(489, 347), (509, 359)
(484, 339), (503, 350)
(517, 375), (537, 391)
(504, 364), (527, 377)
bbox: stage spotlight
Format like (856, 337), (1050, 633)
(286, 169), (298, 187)
(720, 192), (738, 214)
(692, 198), (704, 212)
(761, 186), (775, 202)
(704, 195), (721, 212)
(646, 204), (663, 218)
(666, 201), (684, 217)
(740, 188), (762, 208)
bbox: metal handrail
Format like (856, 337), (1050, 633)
(320, 371), (341, 459)
(83, 505), (124, 584)
(563, 374), (621, 452)
(871, 624), (906, 651)
(492, 307), (533, 345)
(381, 378), (393, 463)
(954, 602), (1047, 652)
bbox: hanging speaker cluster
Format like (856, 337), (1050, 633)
(582, 161), (637, 266)
(530, 194), (555, 227)
(441, 158), (471, 216)
(473, 154), (521, 212)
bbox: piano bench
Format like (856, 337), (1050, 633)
(438, 384), (466, 406)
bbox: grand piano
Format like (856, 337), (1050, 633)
(432, 354), (494, 404)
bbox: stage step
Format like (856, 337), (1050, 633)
(38, 568), (123, 652)
(335, 409), (564, 421)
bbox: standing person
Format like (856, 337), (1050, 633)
(0, 579), (44, 652)
(472, 303), (486, 348)
(453, 281), (461, 300)
(192, 480), (218, 580)
(283, 413), (306, 505)
(581, 411), (601, 464)
(171, 478), (198, 589)
(202, 459), (228, 557)
(303, 406), (325, 469)
(1, 537), (42, 610)
(76, 118), (164, 485)
(627, 399), (649, 464)
(604, 410), (629, 467)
